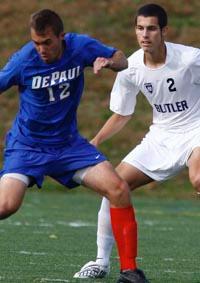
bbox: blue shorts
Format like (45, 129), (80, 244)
(0, 133), (107, 188)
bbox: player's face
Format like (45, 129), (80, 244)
(135, 16), (167, 54)
(31, 27), (65, 64)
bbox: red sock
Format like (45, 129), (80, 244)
(110, 206), (137, 270)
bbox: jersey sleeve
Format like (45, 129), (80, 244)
(80, 34), (117, 66)
(0, 51), (21, 92)
(190, 48), (200, 84)
(110, 67), (140, 115)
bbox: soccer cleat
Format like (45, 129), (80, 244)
(73, 260), (110, 279)
(117, 269), (150, 283)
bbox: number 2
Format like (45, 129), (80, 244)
(167, 78), (177, 92)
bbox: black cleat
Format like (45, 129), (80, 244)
(117, 269), (150, 283)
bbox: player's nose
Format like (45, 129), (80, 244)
(37, 44), (48, 54)
(142, 28), (149, 37)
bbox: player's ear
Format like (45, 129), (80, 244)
(162, 26), (168, 38)
(59, 32), (65, 40)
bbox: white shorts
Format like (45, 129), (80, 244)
(123, 125), (200, 181)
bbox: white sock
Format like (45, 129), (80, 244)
(96, 197), (114, 266)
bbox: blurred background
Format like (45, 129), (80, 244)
(0, 0), (199, 198)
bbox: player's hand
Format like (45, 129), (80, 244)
(93, 57), (113, 74)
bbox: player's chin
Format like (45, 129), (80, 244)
(141, 45), (153, 53)
(40, 55), (52, 64)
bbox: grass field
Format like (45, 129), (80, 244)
(0, 185), (200, 283)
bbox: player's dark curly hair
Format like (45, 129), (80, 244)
(30, 9), (64, 36)
(134, 3), (168, 29)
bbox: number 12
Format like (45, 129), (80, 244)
(47, 83), (70, 102)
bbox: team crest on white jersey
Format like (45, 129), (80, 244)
(144, 83), (153, 94)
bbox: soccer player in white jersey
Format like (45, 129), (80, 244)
(74, 3), (200, 282)
(0, 9), (149, 283)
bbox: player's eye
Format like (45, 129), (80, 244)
(147, 26), (159, 31)
(44, 40), (52, 46)
(136, 26), (144, 31)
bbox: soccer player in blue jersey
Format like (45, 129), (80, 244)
(0, 9), (149, 283)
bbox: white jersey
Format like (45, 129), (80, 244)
(110, 42), (200, 133)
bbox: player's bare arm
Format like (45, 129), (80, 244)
(91, 113), (132, 147)
(93, 50), (128, 74)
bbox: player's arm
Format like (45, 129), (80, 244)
(0, 51), (21, 93)
(190, 48), (200, 83)
(91, 113), (132, 147)
(93, 50), (128, 74)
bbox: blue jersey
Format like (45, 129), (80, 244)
(0, 33), (116, 147)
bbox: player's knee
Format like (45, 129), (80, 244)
(190, 173), (200, 192)
(0, 201), (19, 220)
(107, 179), (130, 206)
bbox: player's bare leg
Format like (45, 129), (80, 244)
(0, 177), (27, 219)
(82, 161), (131, 207)
(188, 147), (200, 195)
(94, 163), (152, 269)
(74, 161), (151, 282)
(77, 160), (148, 282)
(116, 162), (154, 191)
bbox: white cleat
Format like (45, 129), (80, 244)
(73, 261), (110, 279)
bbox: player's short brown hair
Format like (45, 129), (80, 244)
(134, 3), (168, 30)
(30, 9), (64, 36)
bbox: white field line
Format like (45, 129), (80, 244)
(1, 220), (95, 228)
(163, 270), (200, 274)
(68, 221), (95, 227)
(40, 279), (69, 282)
(18, 250), (47, 255)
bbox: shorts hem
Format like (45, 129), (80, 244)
(122, 159), (167, 182)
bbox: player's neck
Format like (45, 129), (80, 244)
(144, 44), (166, 68)
(59, 40), (66, 59)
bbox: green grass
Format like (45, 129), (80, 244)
(0, 186), (200, 283)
